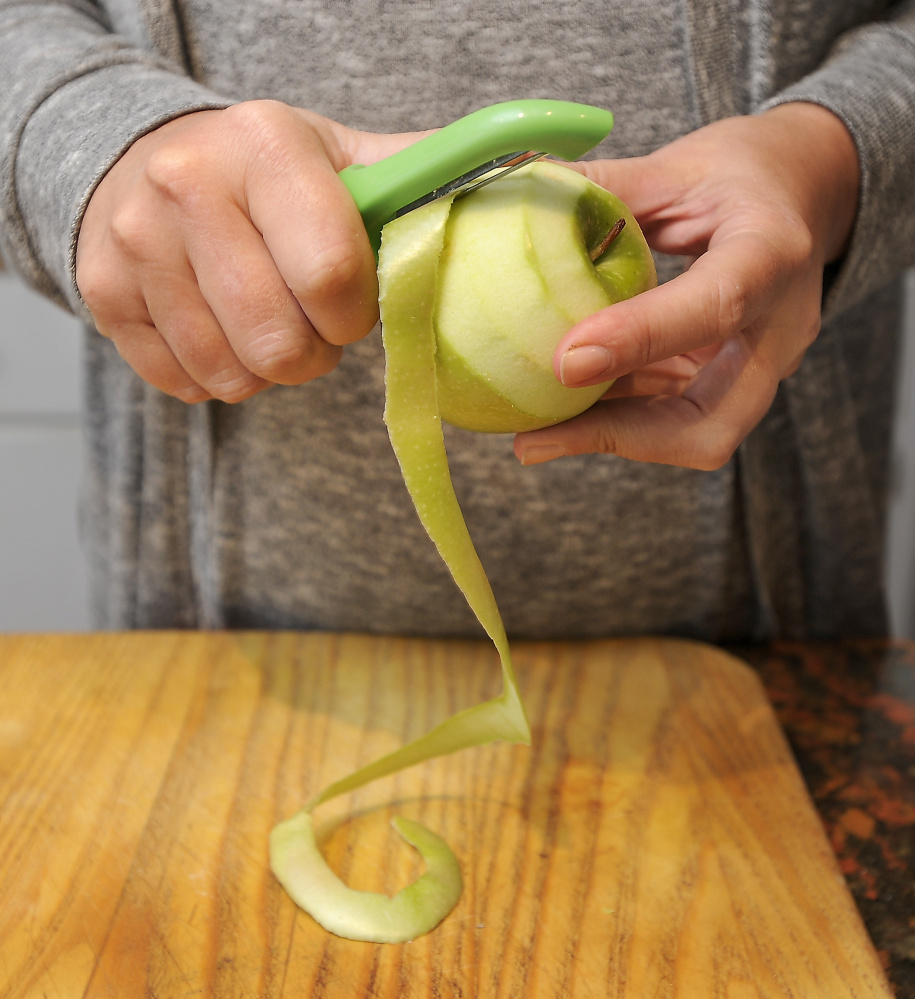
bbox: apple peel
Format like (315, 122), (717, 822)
(269, 164), (655, 943)
(269, 813), (462, 944)
(268, 192), (530, 943)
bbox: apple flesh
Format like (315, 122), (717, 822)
(431, 160), (657, 433)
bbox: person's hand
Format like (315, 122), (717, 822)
(76, 100), (426, 403)
(513, 102), (860, 470)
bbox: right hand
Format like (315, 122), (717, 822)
(76, 100), (426, 403)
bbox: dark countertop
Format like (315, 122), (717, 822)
(730, 641), (915, 998)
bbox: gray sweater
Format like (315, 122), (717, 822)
(1, 0), (914, 640)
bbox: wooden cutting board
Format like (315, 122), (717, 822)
(0, 632), (892, 998)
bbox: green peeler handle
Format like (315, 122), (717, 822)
(339, 99), (613, 257)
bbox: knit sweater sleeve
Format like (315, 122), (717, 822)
(760, 0), (915, 320)
(0, 1), (231, 316)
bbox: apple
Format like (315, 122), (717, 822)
(429, 160), (657, 433)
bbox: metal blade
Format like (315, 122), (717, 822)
(394, 150), (546, 219)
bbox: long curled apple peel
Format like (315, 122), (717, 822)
(269, 193), (531, 943)
(270, 814), (463, 944)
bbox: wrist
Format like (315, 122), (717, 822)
(760, 102), (860, 264)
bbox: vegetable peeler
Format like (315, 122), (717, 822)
(338, 99), (614, 257)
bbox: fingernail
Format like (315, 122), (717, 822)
(560, 345), (613, 386)
(519, 443), (571, 466)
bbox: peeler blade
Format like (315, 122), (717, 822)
(393, 150), (546, 219)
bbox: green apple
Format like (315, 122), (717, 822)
(430, 160), (657, 432)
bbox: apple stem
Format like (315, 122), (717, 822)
(590, 218), (626, 261)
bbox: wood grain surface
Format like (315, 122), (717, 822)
(0, 632), (893, 998)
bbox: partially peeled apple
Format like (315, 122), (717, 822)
(379, 159), (657, 433)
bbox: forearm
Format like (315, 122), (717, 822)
(752, 104), (859, 267)
(759, 0), (915, 318)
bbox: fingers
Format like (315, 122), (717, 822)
(518, 110), (854, 470)
(517, 266), (821, 470)
(185, 197), (345, 388)
(100, 319), (213, 403)
(79, 171), (314, 403)
(239, 104), (381, 348)
(601, 353), (707, 399)
(517, 332), (780, 469)
(76, 101), (396, 403)
(556, 228), (795, 389)
(517, 224), (821, 470)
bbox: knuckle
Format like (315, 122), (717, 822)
(144, 144), (208, 208)
(693, 428), (742, 470)
(76, 255), (115, 312)
(589, 415), (619, 457)
(174, 384), (212, 404)
(109, 330), (204, 401)
(240, 328), (314, 381)
(777, 215), (816, 272)
(107, 201), (157, 259)
(204, 369), (265, 403)
(157, 369), (208, 402)
(801, 308), (822, 349)
(167, 328), (264, 402)
(798, 313), (821, 363)
(713, 270), (754, 335)
(297, 240), (365, 303)
(614, 302), (660, 371)
(624, 308), (658, 370)
(226, 99), (286, 134)
(254, 335), (341, 383)
(224, 101), (299, 168)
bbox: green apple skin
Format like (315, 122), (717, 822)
(433, 160), (657, 433)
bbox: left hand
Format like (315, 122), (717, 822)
(513, 102), (860, 470)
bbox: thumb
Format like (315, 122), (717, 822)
(356, 128), (438, 166)
(289, 106), (434, 171)
(570, 154), (661, 217)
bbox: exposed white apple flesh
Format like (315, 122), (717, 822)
(434, 160), (657, 432)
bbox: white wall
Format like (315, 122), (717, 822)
(1, 268), (915, 635)
(0, 271), (89, 631)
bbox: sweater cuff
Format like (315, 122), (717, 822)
(15, 61), (231, 317)
(759, 15), (915, 321)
